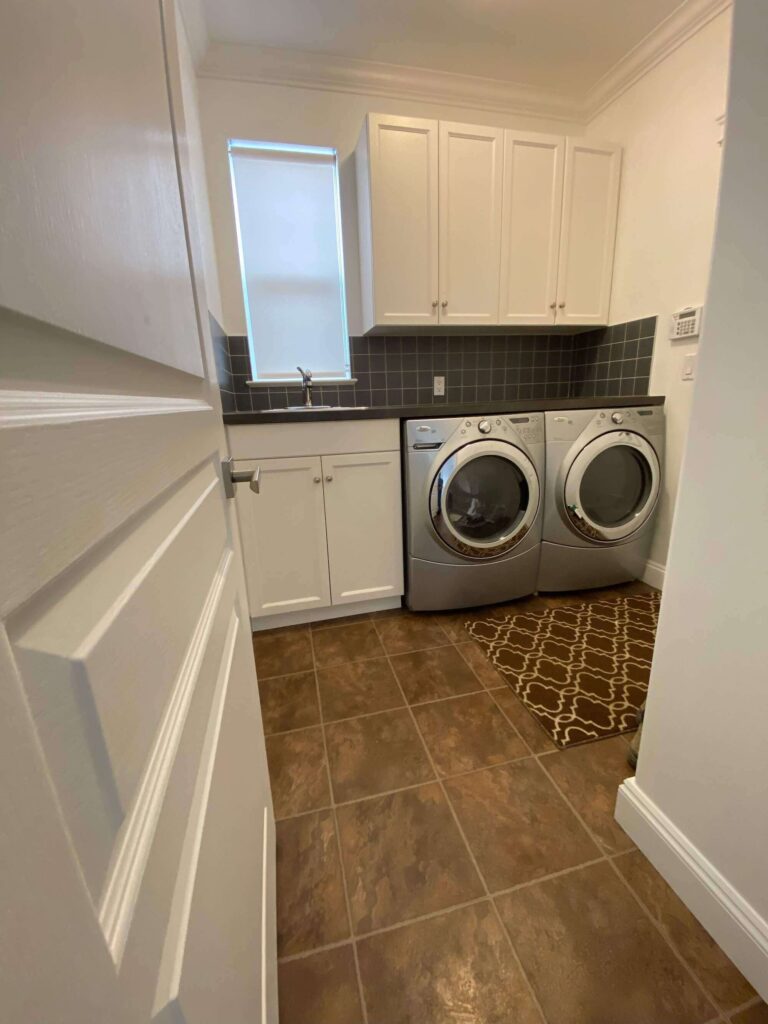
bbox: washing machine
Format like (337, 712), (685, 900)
(538, 405), (664, 591)
(404, 413), (545, 611)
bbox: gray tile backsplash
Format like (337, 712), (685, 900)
(213, 316), (656, 413)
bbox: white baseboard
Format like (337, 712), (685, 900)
(642, 558), (666, 590)
(615, 778), (768, 1000)
(251, 595), (401, 631)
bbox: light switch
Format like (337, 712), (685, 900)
(681, 352), (696, 381)
(433, 375), (445, 396)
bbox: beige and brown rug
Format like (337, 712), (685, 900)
(467, 590), (661, 748)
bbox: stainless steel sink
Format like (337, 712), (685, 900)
(262, 405), (369, 413)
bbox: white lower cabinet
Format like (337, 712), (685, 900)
(322, 451), (404, 605)
(231, 429), (404, 622)
(235, 455), (331, 617)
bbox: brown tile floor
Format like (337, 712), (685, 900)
(255, 587), (762, 1024)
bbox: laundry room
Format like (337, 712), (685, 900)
(3, 1), (767, 1022)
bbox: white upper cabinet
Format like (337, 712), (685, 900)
(555, 139), (622, 326)
(357, 114), (439, 328)
(357, 115), (621, 331)
(498, 132), (565, 326)
(438, 122), (504, 324)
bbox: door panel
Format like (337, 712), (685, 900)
(556, 139), (621, 326)
(438, 122), (504, 324)
(0, 0), (276, 1020)
(368, 114), (439, 325)
(235, 457), (331, 617)
(499, 132), (564, 325)
(322, 451), (404, 605)
(0, 0), (201, 375)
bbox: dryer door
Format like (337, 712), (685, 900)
(564, 431), (660, 542)
(430, 440), (540, 559)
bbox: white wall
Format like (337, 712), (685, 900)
(197, 78), (581, 336)
(586, 9), (732, 575)
(616, 0), (768, 994)
(175, 3), (224, 326)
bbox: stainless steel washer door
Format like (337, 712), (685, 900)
(429, 440), (540, 559)
(563, 432), (660, 542)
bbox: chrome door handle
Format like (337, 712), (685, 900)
(222, 457), (260, 498)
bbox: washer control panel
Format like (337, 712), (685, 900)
(407, 411), (544, 448)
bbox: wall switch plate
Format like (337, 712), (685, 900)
(433, 375), (445, 396)
(682, 352), (696, 381)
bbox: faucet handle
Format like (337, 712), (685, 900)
(297, 365), (312, 382)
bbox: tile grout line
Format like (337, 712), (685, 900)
(256, 638), (457, 680)
(533, 746), (725, 1022)
(263, 677), (508, 739)
(278, 895), (492, 962)
(605, 854), (729, 1023)
(306, 627), (371, 1024)
(369, 616), (553, 1024)
(266, 612), (744, 1021)
(273, 747), (536, 824)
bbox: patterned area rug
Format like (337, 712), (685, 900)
(467, 590), (661, 748)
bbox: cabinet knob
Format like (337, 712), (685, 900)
(325, 475), (333, 482)
(441, 300), (448, 308)
(558, 302), (566, 309)
(431, 300), (438, 308)
(313, 476), (321, 483)
(549, 302), (556, 309)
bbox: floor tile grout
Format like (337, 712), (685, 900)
(533, 749), (726, 1021)
(306, 627), (371, 1024)
(256, 639), (459, 680)
(605, 854), (727, 1022)
(368, 617), (553, 1024)
(265, 606), (753, 1020)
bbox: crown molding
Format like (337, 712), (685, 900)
(198, 0), (732, 126)
(584, 0), (732, 121)
(198, 42), (582, 123)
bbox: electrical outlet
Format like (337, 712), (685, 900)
(433, 375), (445, 396)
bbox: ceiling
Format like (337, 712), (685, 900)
(200, 0), (687, 95)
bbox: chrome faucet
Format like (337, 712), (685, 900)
(297, 366), (313, 407)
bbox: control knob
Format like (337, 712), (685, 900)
(611, 412), (624, 424)
(478, 419), (492, 434)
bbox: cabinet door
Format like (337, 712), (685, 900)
(438, 122), (504, 324)
(322, 451), (404, 606)
(555, 139), (621, 326)
(235, 457), (331, 618)
(498, 132), (565, 325)
(366, 114), (439, 326)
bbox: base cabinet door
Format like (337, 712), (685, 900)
(555, 139), (621, 326)
(235, 456), (331, 617)
(322, 451), (404, 605)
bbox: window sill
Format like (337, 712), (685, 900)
(246, 378), (357, 388)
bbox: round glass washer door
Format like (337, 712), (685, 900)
(430, 440), (540, 559)
(564, 432), (660, 542)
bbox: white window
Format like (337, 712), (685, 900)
(228, 140), (350, 382)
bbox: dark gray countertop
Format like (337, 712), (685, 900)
(223, 395), (665, 426)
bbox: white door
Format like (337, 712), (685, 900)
(322, 451), (404, 605)
(236, 457), (331, 618)
(555, 139), (622, 326)
(498, 132), (565, 326)
(367, 114), (439, 326)
(0, 2), (276, 1022)
(438, 122), (504, 325)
